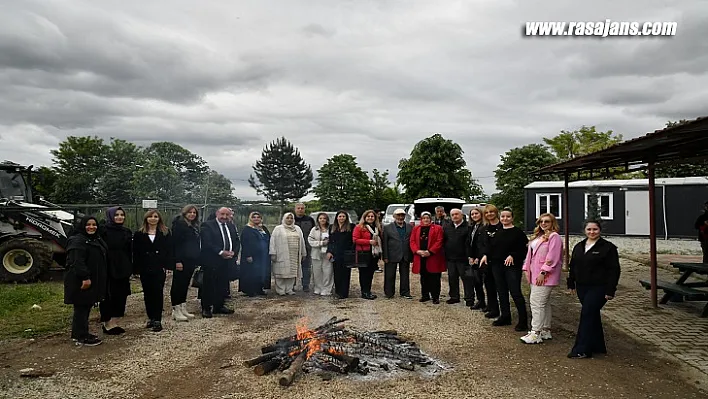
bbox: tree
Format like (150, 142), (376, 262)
(51, 136), (109, 203)
(131, 157), (183, 203)
(494, 144), (558, 228)
(314, 154), (370, 213)
(655, 120), (708, 178)
(198, 170), (238, 205)
(143, 142), (209, 203)
(585, 185), (601, 222)
(381, 183), (405, 206)
(31, 166), (59, 201)
(543, 126), (623, 162)
(248, 137), (313, 213)
(95, 139), (142, 204)
(397, 134), (482, 202)
(369, 169), (391, 211)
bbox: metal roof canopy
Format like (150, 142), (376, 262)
(531, 116), (708, 310)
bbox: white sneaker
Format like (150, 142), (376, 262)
(180, 303), (195, 318)
(540, 330), (552, 340)
(172, 306), (188, 322)
(520, 331), (543, 344)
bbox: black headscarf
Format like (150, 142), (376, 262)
(77, 215), (100, 239)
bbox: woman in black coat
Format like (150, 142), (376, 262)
(466, 206), (489, 310)
(326, 211), (356, 299)
(99, 206), (133, 335)
(567, 219), (621, 359)
(170, 205), (201, 321)
(239, 211), (271, 297)
(133, 209), (173, 332)
(64, 215), (108, 346)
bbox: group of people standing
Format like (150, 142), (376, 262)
(63, 201), (622, 359)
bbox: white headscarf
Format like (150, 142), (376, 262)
(281, 212), (296, 230)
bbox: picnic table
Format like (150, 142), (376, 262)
(639, 262), (708, 317)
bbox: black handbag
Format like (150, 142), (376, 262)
(464, 265), (482, 285)
(191, 266), (204, 288)
(343, 247), (372, 269)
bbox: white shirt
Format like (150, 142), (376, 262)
(219, 222), (233, 253)
(585, 241), (596, 253)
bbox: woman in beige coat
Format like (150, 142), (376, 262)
(269, 212), (306, 295)
(308, 212), (334, 296)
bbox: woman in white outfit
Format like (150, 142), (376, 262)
(269, 213), (306, 295)
(307, 213), (334, 296)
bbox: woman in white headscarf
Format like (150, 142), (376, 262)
(269, 212), (306, 295)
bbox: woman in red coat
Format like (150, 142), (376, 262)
(410, 211), (446, 304)
(352, 210), (383, 300)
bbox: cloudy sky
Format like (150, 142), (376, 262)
(1, 0), (707, 200)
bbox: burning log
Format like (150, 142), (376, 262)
(279, 350), (307, 386)
(246, 316), (440, 386)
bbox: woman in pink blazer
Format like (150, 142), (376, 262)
(521, 213), (563, 344)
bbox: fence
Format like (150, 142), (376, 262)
(57, 203), (285, 232)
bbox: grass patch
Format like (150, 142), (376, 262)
(0, 282), (71, 339)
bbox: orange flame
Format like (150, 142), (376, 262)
(292, 317), (325, 359)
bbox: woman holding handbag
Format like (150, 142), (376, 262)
(410, 212), (446, 304)
(352, 210), (382, 300)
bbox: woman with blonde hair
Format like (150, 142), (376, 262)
(269, 212), (306, 295)
(352, 210), (383, 300)
(520, 213), (563, 344)
(133, 209), (173, 332)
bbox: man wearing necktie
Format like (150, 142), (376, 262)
(199, 207), (240, 318)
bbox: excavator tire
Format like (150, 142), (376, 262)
(0, 238), (53, 283)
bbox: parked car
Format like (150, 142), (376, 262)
(407, 197), (466, 226)
(309, 211), (359, 225)
(461, 203), (487, 220)
(382, 203), (411, 225)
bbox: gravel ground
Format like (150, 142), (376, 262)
(566, 235), (703, 255)
(0, 236), (705, 398)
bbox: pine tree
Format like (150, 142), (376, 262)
(248, 137), (313, 214)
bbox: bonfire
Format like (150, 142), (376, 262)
(242, 317), (442, 386)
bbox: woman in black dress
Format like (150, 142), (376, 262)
(133, 209), (173, 332)
(64, 216), (107, 346)
(326, 211), (355, 299)
(567, 219), (621, 359)
(170, 205), (201, 321)
(479, 206), (529, 331)
(99, 206), (133, 335)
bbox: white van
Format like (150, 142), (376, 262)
(408, 197), (466, 226)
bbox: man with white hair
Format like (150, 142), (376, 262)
(443, 208), (473, 305)
(199, 207), (240, 318)
(382, 208), (414, 299)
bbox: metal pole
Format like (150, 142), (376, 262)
(563, 172), (570, 268)
(648, 161), (658, 308)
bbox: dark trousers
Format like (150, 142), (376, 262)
(482, 268), (499, 312)
(384, 261), (411, 297)
(420, 262), (442, 300)
(200, 263), (230, 310)
(71, 304), (92, 339)
(333, 262), (352, 298)
(358, 257), (377, 294)
(140, 269), (166, 321)
(447, 260), (473, 301)
(702, 240), (708, 263)
(472, 268), (485, 304)
(99, 277), (130, 322)
(301, 253), (312, 289)
(572, 284), (608, 356)
(491, 262), (527, 324)
(170, 260), (197, 306)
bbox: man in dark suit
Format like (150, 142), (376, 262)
(382, 208), (413, 299)
(200, 207), (239, 318)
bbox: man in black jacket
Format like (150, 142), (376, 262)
(294, 203), (316, 292)
(695, 201), (708, 263)
(199, 207), (240, 318)
(382, 208), (414, 299)
(443, 209), (473, 305)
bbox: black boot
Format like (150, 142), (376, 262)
(515, 308), (529, 332)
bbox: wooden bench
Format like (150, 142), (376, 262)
(639, 280), (708, 317)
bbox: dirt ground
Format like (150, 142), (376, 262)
(0, 270), (705, 399)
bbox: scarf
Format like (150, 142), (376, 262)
(282, 212), (297, 231)
(247, 212), (263, 231)
(365, 224), (382, 256)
